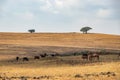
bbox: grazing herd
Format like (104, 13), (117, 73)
(15, 56), (28, 62)
(82, 52), (99, 61)
(15, 52), (120, 62)
(81, 52), (120, 61)
(15, 53), (58, 62)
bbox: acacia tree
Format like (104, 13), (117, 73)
(28, 29), (35, 33)
(80, 27), (92, 34)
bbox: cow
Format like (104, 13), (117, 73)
(40, 53), (47, 58)
(16, 56), (19, 61)
(50, 53), (59, 57)
(50, 54), (55, 57)
(55, 53), (59, 56)
(82, 53), (88, 60)
(82, 52), (99, 61)
(88, 52), (99, 61)
(34, 56), (40, 60)
(23, 57), (29, 61)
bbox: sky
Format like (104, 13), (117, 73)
(0, 0), (120, 35)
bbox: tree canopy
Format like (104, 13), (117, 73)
(28, 29), (35, 33)
(80, 27), (92, 34)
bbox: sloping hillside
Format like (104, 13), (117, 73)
(0, 32), (120, 50)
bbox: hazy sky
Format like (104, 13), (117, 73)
(0, 0), (120, 34)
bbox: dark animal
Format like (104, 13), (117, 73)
(40, 53), (47, 58)
(50, 53), (59, 57)
(23, 57), (29, 61)
(34, 56), (40, 60)
(88, 52), (99, 61)
(82, 52), (99, 61)
(73, 53), (77, 56)
(16, 56), (19, 61)
(118, 53), (120, 58)
(82, 53), (88, 60)
(55, 53), (59, 56)
(50, 54), (55, 57)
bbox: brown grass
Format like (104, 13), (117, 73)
(0, 32), (120, 49)
(0, 32), (120, 80)
(0, 61), (120, 80)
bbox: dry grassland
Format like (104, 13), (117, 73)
(0, 55), (120, 80)
(0, 33), (120, 49)
(0, 61), (120, 80)
(0, 32), (120, 80)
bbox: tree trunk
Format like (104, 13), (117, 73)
(85, 31), (87, 34)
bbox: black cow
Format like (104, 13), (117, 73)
(16, 56), (19, 61)
(82, 53), (88, 59)
(50, 54), (55, 57)
(50, 53), (59, 57)
(23, 57), (29, 61)
(40, 53), (47, 58)
(34, 56), (40, 60)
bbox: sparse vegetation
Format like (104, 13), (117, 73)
(0, 60), (119, 80)
(0, 33), (120, 49)
(80, 26), (92, 34)
(28, 29), (35, 33)
(0, 32), (120, 80)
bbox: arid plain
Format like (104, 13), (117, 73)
(0, 32), (120, 80)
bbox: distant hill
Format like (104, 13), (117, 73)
(0, 32), (120, 50)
